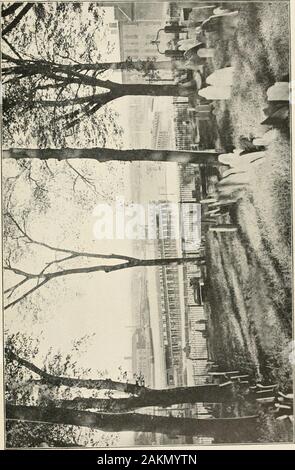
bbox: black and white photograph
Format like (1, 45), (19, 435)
(1, 0), (294, 448)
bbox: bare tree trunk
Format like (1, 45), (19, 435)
(3, 148), (221, 165)
(3, 58), (175, 101)
(7, 352), (240, 413)
(4, 251), (205, 309)
(40, 256), (205, 278)
(6, 255), (204, 282)
(56, 384), (236, 412)
(3, 57), (191, 106)
(31, 83), (192, 108)
(3, 56), (194, 112)
(6, 404), (259, 441)
(118, 82), (186, 97)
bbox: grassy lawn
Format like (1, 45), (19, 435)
(199, 2), (292, 441)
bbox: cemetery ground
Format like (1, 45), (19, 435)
(197, 2), (292, 441)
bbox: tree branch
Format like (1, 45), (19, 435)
(2, 3), (35, 37)
(4, 214), (203, 309)
(4, 278), (50, 310)
(5, 213), (138, 261)
(6, 350), (144, 394)
(2, 37), (24, 60)
(6, 404), (259, 440)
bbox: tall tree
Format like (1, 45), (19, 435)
(6, 335), (258, 445)
(3, 147), (221, 165)
(7, 349), (235, 408)
(5, 333), (117, 448)
(3, 54), (173, 77)
(4, 213), (205, 310)
(2, 3), (124, 146)
(3, 53), (195, 114)
(7, 404), (259, 442)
